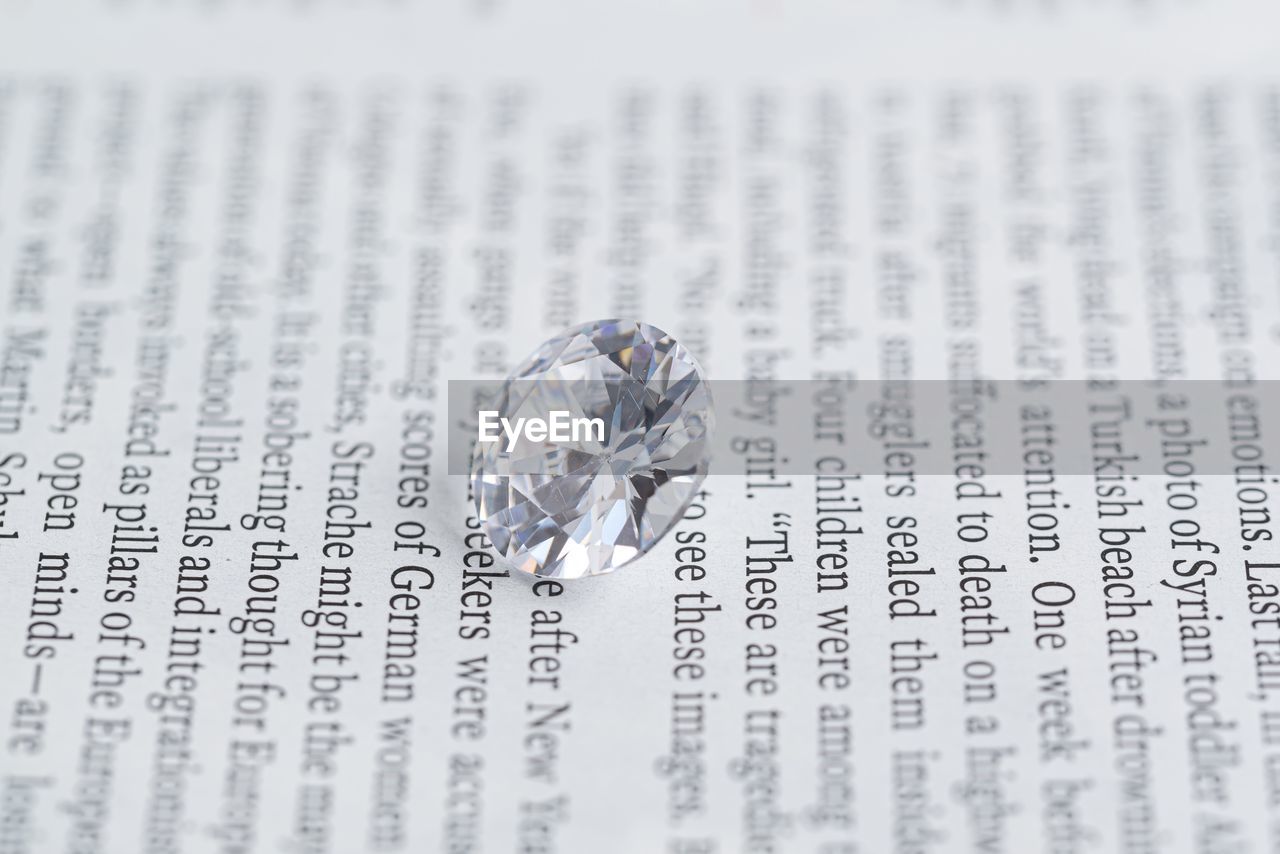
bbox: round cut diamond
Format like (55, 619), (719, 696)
(471, 319), (714, 579)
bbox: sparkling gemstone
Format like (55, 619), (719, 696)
(471, 319), (714, 579)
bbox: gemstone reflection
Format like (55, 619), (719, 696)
(470, 319), (714, 579)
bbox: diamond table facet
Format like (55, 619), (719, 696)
(470, 319), (714, 579)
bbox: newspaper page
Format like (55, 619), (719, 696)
(2, 2), (1280, 853)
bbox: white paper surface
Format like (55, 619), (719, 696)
(3, 2), (1280, 853)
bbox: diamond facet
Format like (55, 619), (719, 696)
(471, 319), (714, 579)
